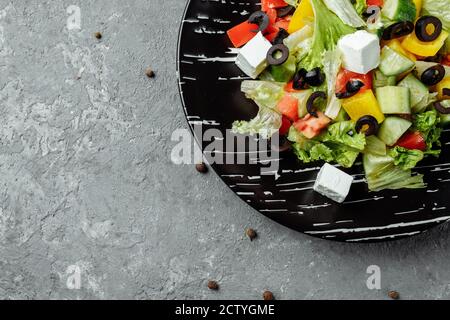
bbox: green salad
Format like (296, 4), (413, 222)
(227, 0), (450, 192)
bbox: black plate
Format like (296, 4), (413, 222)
(176, 0), (450, 242)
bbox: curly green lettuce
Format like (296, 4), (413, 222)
(297, 0), (355, 71)
(320, 121), (366, 151)
(388, 146), (424, 170)
(413, 109), (442, 155)
(289, 121), (365, 168)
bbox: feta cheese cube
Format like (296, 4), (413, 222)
(313, 163), (354, 203)
(338, 30), (380, 74)
(235, 32), (272, 79)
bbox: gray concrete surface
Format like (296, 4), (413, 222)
(0, 0), (450, 300)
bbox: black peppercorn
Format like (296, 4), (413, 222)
(196, 163), (208, 174)
(263, 291), (274, 300)
(207, 280), (219, 290)
(246, 228), (257, 241)
(388, 290), (400, 300)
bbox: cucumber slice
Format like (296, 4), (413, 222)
(373, 70), (396, 89)
(379, 46), (415, 77)
(363, 135), (387, 156)
(376, 86), (411, 114)
(382, 0), (416, 22)
(378, 117), (412, 146)
(398, 74), (429, 110)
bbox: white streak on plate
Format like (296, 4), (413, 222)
(346, 231), (422, 242)
(298, 203), (332, 209)
(305, 216), (450, 235)
(343, 196), (384, 204)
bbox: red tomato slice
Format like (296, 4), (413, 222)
(267, 8), (277, 25)
(274, 18), (290, 31)
(277, 94), (299, 122)
(396, 131), (427, 151)
(227, 21), (259, 48)
(261, 0), (288, 11)
(293, 112), (331, 139)
(265, 31), (279, 42)
(366, 0), (383, 6)
(336, 69), (373, 94)
(279, 116), (291, 136)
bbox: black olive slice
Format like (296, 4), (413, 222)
(336, 80), (364, 99)
(267, 44), (289, 66)
(306, 91), (327, 118)
(272, 28), (289, 45)
(381, 21), (414, 41)
(355, 115), (379, 136)
(424, 53), (444, 63)
(305, 68), (325, 87)
(434, 101), (450, 114)
(347, 80), (364, 93)
(277, 5), (295, 18)
(415, 16), (442, 42)
(292, 68), (308, 90)
(421, 64), (445, 86)
(443, 88), (450, 97)
(248, 11), (270, 33)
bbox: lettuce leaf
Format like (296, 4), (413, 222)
(422, 0), (450, 31)
(388, 146), (424, 170)
(232, 105), (282, 139)
(298, 0), (355, 71)
(413, 109), (442, 154)
(353, 0), (367, 15)
(320, 121), (366, 151)
(323, 0), (366, 27)
(290, 121), (363, 168)
(323, 50), (343, 119)
(241, 80), (285, 110)
(363, 153), (425, 191)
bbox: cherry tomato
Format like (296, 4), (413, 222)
(396, 131), (427, 151)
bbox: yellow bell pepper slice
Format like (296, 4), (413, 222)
(401, 30), (449, 57)
(412, 0), (422, 19)
(342, 90), (385, 124)
(437, 77), (450, 100)
(385, 39), (417, 62)
(288, 0), (314, 34)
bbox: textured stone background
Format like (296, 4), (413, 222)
(0, 0), (450, 300)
